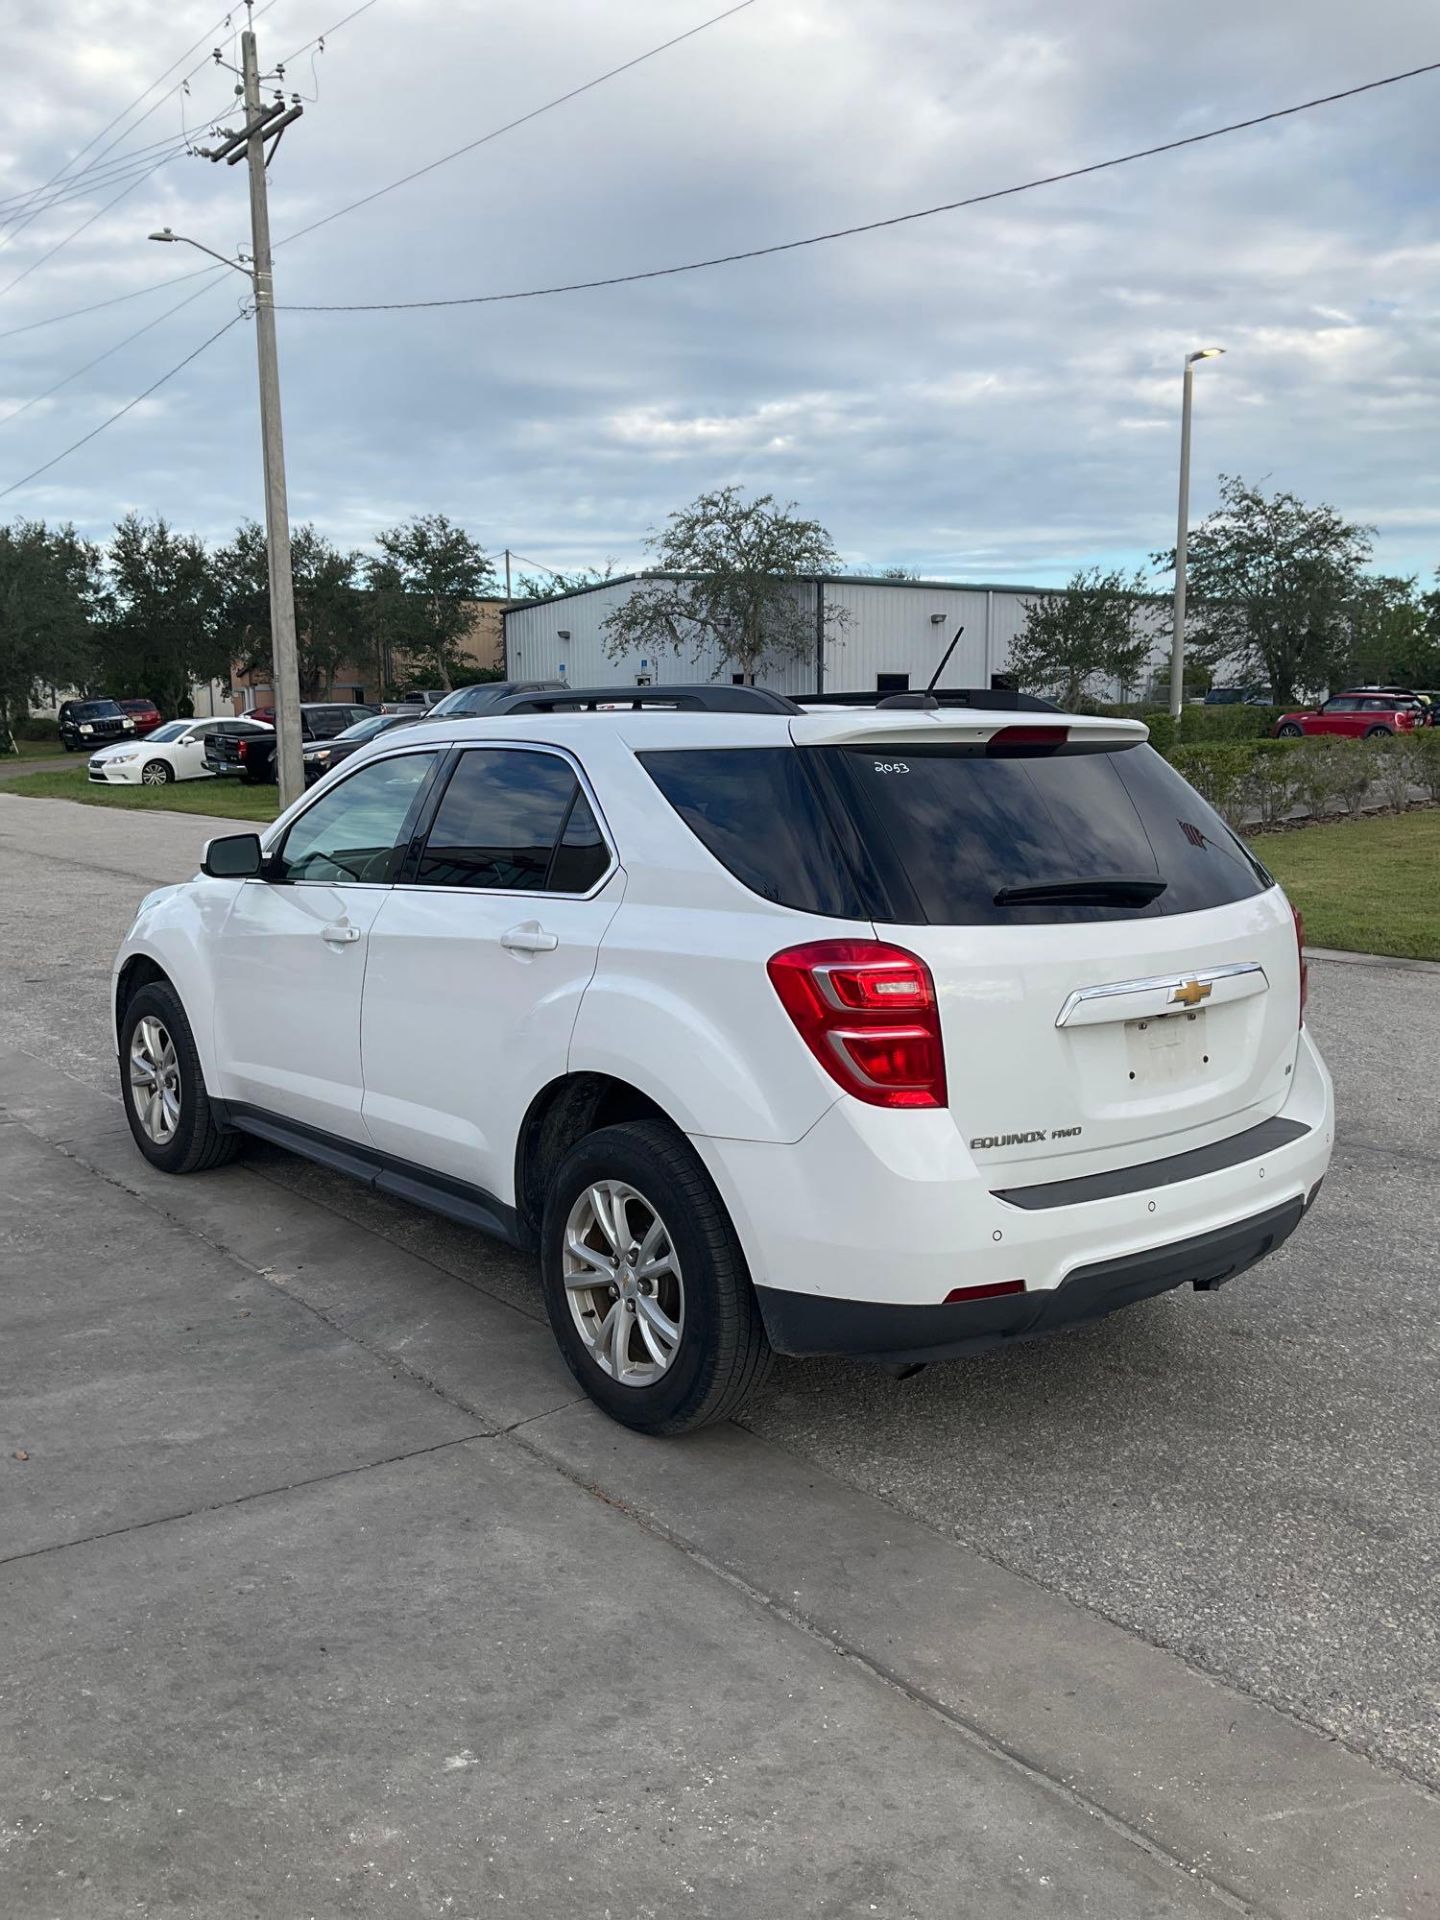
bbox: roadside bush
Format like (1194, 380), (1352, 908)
(1371, 737), (1423, 815)
(1288, 737), (1349, 822)
(1334, 742), (1377, 818)
(18, 717), (58, 741)
(1409, 728), (1440, 802)
(1167, 744), (1255, 828)
(1244, 739), (1302, 828)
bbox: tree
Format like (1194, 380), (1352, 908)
(1157, 476), (1374, 704)
(365, 512), (495, 691)
(601, 486), (844, 683)
(0, 519), (103, 744)
(214, 521), (364, 698)
(1335, 574), (1440, 689)
(96, 514), (226, 716)
(514, 562), (617, 602)
(1006, 568), (1154, 708)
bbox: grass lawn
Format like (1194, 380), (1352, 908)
(1254, 809), (1439, 961)
(1, 763), (278, 823)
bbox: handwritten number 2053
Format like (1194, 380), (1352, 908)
(872, 761), (910, 774)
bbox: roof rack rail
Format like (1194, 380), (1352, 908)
(802, 688), (1062, 714)
(494, 684), (803, 715)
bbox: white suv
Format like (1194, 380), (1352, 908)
(112, 685), (1334, 1434)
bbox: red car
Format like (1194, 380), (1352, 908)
(1273, 693), (1420, 739)
(117, 698), (163, 736)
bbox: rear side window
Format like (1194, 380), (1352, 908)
(413, 748), (609, 892)
(639, 748), (872, 919)
(833, 742), (1271, 925)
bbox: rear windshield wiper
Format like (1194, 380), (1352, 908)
(994, 876), (1168, 908)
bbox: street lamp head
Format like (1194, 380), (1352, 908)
(148, 228), (177, 243)
(1187, 347), (1225, 363)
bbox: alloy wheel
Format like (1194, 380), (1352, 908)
(561, 1180), (685, 1385)
(128, 1015), (181, 1143)
(141, 761), (169, 785)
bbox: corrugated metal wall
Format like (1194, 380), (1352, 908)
(504, 576), (1171, 698)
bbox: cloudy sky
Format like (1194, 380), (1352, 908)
(2, 0), (1437, 586)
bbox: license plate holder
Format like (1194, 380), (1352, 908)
(1125, 1010), (1206, 1084)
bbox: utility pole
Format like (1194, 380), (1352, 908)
(504, 549), (512, 600)
(240, 27), (303, 809)
(1168, 347), (1225, 728)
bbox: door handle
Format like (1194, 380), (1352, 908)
(321, 922), (362, 945)
(501, 923), (559, 953)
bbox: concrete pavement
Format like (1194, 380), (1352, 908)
(2, 790), (1438, 1916)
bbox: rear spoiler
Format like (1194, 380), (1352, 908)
(802, 688), (1061, 714)
(789, 710), (1150, 748)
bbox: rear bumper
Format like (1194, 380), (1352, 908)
(688, 1027), (1334, 1342)
(756, 1195), (1309, 1361)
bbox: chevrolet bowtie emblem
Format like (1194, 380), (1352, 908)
(1170, 978), (1212, 1008)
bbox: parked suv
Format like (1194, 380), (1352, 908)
(58, 698), (134, 750)
(112, 686), (1333, 1434)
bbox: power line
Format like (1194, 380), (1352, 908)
(272, 0), (382, 70)
(0, 147), (192, 302)
(0, 273), (231, 430)
(0, 313), (244, 499)
(275, 54), (1440, 314)
(0, 269), (218, 342)
(0, 2), (280, 264)
(275, 0), (758, 249)
(0, 130), (198, 221)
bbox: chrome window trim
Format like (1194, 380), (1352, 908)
(390, 738), (619, 903)
(1054, 961), (1268, 1030)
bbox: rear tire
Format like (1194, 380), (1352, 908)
(1365, 725), (1392, 737)
(539, 1119), (772, 1435)
(119, 981), (239, 1175)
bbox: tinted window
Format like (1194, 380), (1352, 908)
(148, 722), (190, 743)
(73, 700), (124, 720)
(428, 685), (497, 718)
(414, 748), (587, 891)
(548, 788), (610, 893)
(279, 753), (436, 884)
(833, 742), (1270, 925)
(1323, 698), (1359, 712)
(304, 707), (355, 739)
(639, 748), (872, 918)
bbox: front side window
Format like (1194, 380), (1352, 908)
(412, 748), (607, 892)
(277, 753), (436, 884)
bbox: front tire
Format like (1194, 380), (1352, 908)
(119, 981), (239, 1175)
(540, 1120), (771, 1435)
(140, 759), (173, 786)
(1277, 723), (1303, 738)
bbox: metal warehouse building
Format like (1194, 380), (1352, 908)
(503, 573), (1169, 698)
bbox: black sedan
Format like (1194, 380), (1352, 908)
(303, 710), (425, 783)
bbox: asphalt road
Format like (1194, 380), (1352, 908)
(1, 790), (1437, 1917)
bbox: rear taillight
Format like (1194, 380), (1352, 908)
(238, 738), (249, 760)
(767, 940), (947, 1109)
(1292, 903), (1308, 1026)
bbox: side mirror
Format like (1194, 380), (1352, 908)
(202, 831), (264, 879)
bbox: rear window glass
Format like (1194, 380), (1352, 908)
(833, 742), (1271, 925)
(640, 742), (1271, 925)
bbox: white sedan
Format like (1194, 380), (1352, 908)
(88, 717), (274, 787)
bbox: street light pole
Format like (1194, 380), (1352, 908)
(1168, 347), (1224, 727)
(240, 27), (303, 811)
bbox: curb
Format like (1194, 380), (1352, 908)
(1305, 945), (1440, 975)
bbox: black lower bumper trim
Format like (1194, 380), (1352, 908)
(755, 1197), (1307, 1363)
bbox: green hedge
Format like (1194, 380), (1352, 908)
(1163, 732), (1429, 828)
